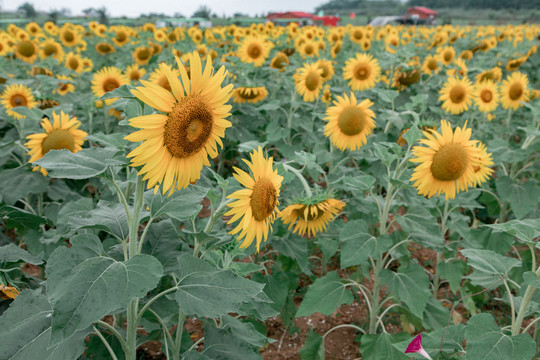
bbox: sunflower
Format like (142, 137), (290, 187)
(324, 92), (376, 151)
(43, 21), (58, 35)
(55, 75), (75, 96)
(95, 42), (116, 55)
(91, 66), (128, 106)
(410, 120), (491, 200)
(297, 40), (319, 58)
(293, 63), (323, 102)
(237, 37), (270, 67)
(343, 53), (381, 91)
(474, 80), (499, 113)
(25, 111), (88, 175)
(64, 52), (84, 73)
(125, 52), (233, 195)
(331, 41), (342, 59)
(125, 64), (146, 83)
(225, 147), (283, 252)
(0, 284), (19, 300)
(133, 46), (153, 65)
(321, 85), (332, 104)
(149, 64), (181, 92)
(475, 67), (502, 83)
(506, 56), (527, 72)
(39, 39), (64, 61)
(270, 51), (289, 71)
(281, 198), (345, 238)
(471, 143), (494, 187)
(392, 68), (421, 91)
(437, 46), (456, 66)
(439, 76), (474, 115)
(500, 71), (529, 110)
(112, 27), (130, 47)
(0, 84), (38, 120)
(232, 86), (268, 104)
(0, 38), (12, 56)
(14, 39), (38, 63)
(316, 59), (335, 82)
(349, 27), (365, 44)
(59, 26), (80, 47)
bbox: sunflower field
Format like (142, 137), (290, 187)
(0, 19), (539, 360)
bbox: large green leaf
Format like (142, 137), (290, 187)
(0, 243), (43, 264)
(393, 325), (465, 356)
(485, 219), (540, 245)
(299, 330), (325, 360)
(460, 249), (520, 287)
(395, 210), (445, 251)
(221, 315), (268, 347)
(496, 176), (540, 219)
(141, 219), (183, 273)
(272, 235), (312, 275)
(296, 271), (353, 317)
(465, 313), (536, 360)
(340, 223), (392, 268)
(380, 263), (430, 318)
(33, 148), (125, 179)
(199, 325), (261, 360)
(175, 254), (264, 318)
(68, 201), (129, 240)
(46, 234), (162, 345)
(438, 259), (467, 294)
(144, 185), (209, 221)
(360, 332), (409, 360)
(0, 167), (48, 205)
(0, 205), (47, 231)
(0, 289), (90, 360)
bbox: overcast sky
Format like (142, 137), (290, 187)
(2, 0), (329, 18)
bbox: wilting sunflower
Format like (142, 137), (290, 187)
(125, 52), (233, 194)
(0, 84), (38, 120)
(95, 42), (116, 55)
(232, 86), (268, 104)
(324, 92), (376, 151)
(316, 59), (335, 82)
(270, 51), (289, 71)
(0, 284), (19, 300)
(238, 37), (270, 67)
(25, 111), (88, 175)
(439, 76), (474, 115)
(64, 52), (84, 73)
(293, 63), (323, 102)
(125, 64), (146, 83)
(410, 120), (491, 200)
(281, 197), (345, 238)
(55, 75), (75, 95)
(476, 67), (502, 83)
(474, 80), (499, 113)
(343, 53), (381, 91)
(225, 147), (283, 252)
(149, 63), (181, 92)
(91, 66), (128, 106)
(500, 71), (529, 110)
(506, 57), (527, 72)
(15, 39), (38, 63)
(133, 46), (153, 65)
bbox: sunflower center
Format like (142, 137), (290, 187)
(42, 129), (75, 154)
(129, 71), (141, 81)
(480, 89), (493, 102)
(43, 44), (57, 56)
(68, 57), (79, 70)
(353, 30), (363, 40)
(116, 31), (127, 42)
(305, 71), (320, 91)
(338, 107), (366, 136)
(304, 44), (314, 55)
(250, 178), (277, 221)
(354, 64), (370, 80)
(427, 59), (438, 70)
(247, 43), (262, 59)
(10, 94), (27, 107)
(60, 83), (69, 91)
(63, 30), (74, 42)
(443, 51), (453, 62)
(430, 143), (469, 181)
(103, 78), (120, 92)
(509, 83), (523, 100)
(449, 85), (466, 104)
(138, 48), (150, 60)
(18, 41), (35, 57)
(163, 95), (213, 158)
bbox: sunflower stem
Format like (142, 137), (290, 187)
(432, 199), (450, 298)
(283, 163), (312, 198)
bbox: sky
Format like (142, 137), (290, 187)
(2, 0), (329, 18)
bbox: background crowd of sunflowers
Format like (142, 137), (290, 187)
(0, 18), (539, 360)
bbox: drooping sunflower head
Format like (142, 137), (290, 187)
(225, 147), (283, 252)
(343, 53), (381, 91)
(474, 80), (499, 113)
(91, 66), (128, 105)
(125, 51), (234, 195)
(476, 67), (502, 83)
(438, 76), (474, 115)
(232, 86), (268, 104)
(293, 62), (324, 103)
(280, 196), (345, 238)
(410, 120), (491, 200)
(15, 39), (38, 63)
(500, 71), (529, 110)
(316, 59), (335, 82)
(324, 92), (376, 152)
(393, 68), (421, 91)
(270, 51), (289, 72)
(125, 64), (146, 83)
(237, 37), (270, 67)
(25, 111), (88, 175)
(55, 75), (75, 96)
(331, 41), (342, 59)
(0, 83), (38, 120)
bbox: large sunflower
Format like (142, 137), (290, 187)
(232, 86), (268, 104)
(225, 147), (283, 252)
(293, 63), (323, 102)
(149, 64), (181, 92)
(410, 120), (491, 200)
(125, 52), (233, 195)
(237, 37), (270, 67)
(474, 80), (499, 113)
(25, 111), (88, 175)
(323, 92), (376, 151)
(125, 64), (146, 83)
(343, 53), (381, 91)
(500, 71), (529, 110)
(91, 66), (128, 106)
(438, 76), (474, 115)
(0, 84), (38, 120)
(281, 198), (345, 238)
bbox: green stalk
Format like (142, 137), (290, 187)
(283, 163), (312, 198)
(432, 199), (450, 298)
(512, 263), (540, 335)
(368, 256), (383, 334)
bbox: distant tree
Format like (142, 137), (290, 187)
(18, 2), (37, 18)
(48, 10), (60, 23)
(233, 12), (247, 18)
(59, 8), (71, 16)
(96, 7), (109, 25)
(192, 5), (212, 18)
(83, 8), (96, 17)
(174, 12), (185, 18)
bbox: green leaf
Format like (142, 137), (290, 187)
(255, 271), (289, 311)
(465, 313), (536, 360)
(141, 219), (183, 273)
(0, 243), (43, 265)
(272, 236), (312, 275)
(46, 235), (162, 345)
(422, 297), (451, 330)
(34, 148), (125, 179)
(300, 330), (325, 360)
(0, 205), (47, 231)
(68, 201), (129, 240)
(380, 263), (430, 318)
(175, 254), (264, 318)
(438, 260), (467, 294)
(460, 249), (520, 276)
(395, 210), (445, 251)
(496, 176), (540, 219)
(402, 124), (423, 146)
(97, 84), (137, 100)
(340, 174), (376, 192)
(0, 289), (90, 360)
(485, 219), (540, 245)
(200, 325), (261, 360)
(523, 271), (540, 289)
(221, 315), (268, 347)
(360, 332), (409, 360)
(296, 271), (353, 317)
(144, 185), (209, 221)
(393, 325), (465, 355)
(340, 226), (392, 268)
(0, 167), (49, 205)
